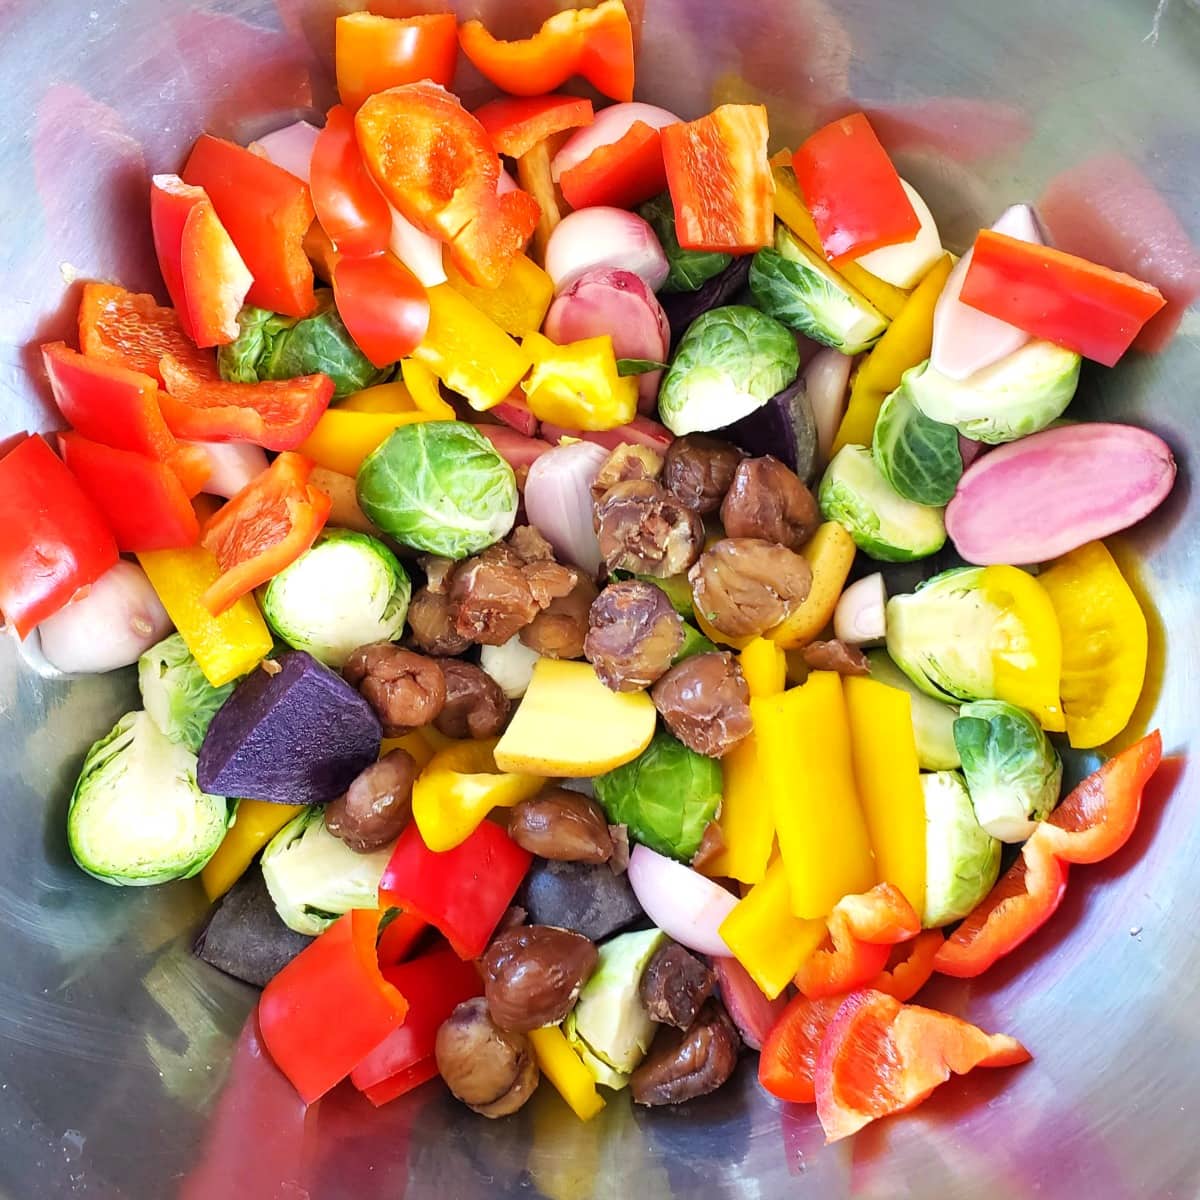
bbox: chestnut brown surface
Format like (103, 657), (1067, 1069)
(407, 587), (473, 656)
(688, 538), (812, 639)
(324, 748), (418, 853)
(342, 643), (446, 736)
(584, 580), (684, 692)
(639, 942), (717, 1030)
(434, 998), (539, 1118)
(434, 660), (511, 739)
(450, 556), (539, 646)
(719, 456), (820, 550)
(630, 1002), (741, 1106)
(509, 789), (614, 863)
(520, 574), (598, 660)
(594, 480), (705, 578)
(651, 652), (752, 758)
(662, 435), (744, 514)
(480, 926), (599, 1032)
(801, 639), (871, 676)
(592, 444), (665, 499)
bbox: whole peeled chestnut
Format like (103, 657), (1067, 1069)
(594, 480), (705, 578)
(584, 580), (683, 692)
(508, 788), (614, 864)
(662, 435), (744, 514)
(630, 1002), (741, 1106)
(720, 456), (820, 550)
(324, 748), (418, 852)
(480, 925), (598, 1032)
(688, 538), (812, 639)
(343, 643), (446, 736)
(651, 652), (752, 758)
(434, 660), (511, 739)
(435, 997), (539, 1118)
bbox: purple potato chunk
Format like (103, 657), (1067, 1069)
(659, 257), (753, 350)
(720, 378), (820, 484)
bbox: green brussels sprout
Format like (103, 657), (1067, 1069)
(921, 770), (1001, 927)
(356, 421), (518, 559)
(138, 633), (237, 753)
(819, 445), (947, 562)
(675, 620), (717, 664)
(262, 530), (411, 668)
(872, 386), (963, 506)
(260, 807), (396, 936)
(638, 193), (732, 293)
(633, 572), (694, 618)
(902, 341), (1080, 445)
(865, 650), (960, 770)
(658, 306), (799, 436)
(594, 729), (723, 861)
(954, 700), (1062, 842)
(749, 226), (888, 355)
(68, 711), (234, 886)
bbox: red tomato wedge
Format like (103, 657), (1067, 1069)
(331, 255), (430, 368)
(960, 230), (1167, 366)
(559, 121), (667, 212)
(792, 112), (920, 264)
(758, 993), (844, 1104)
(335, 12), (458, 112)
(475, 95), (594, 160)
(661, 104), (774, 253)
(309, 105), (392, 259)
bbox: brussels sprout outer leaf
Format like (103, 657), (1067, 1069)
(139, 632), (237, 753)
(872, 386), (963, 506)
(921, 770), (1001, 928)
(639, 193), (733, 294)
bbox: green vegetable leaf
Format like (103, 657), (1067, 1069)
(617, 358), (670, 376)
(138, 634), (237, 754)
(872, 387), (963, 506)
(921, 770), (1001, 927)
(639, 193), (732, 293)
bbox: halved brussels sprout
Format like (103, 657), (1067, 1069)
(872, 386), (963, 506)
(139, 633), (236, 753)
(922, 770), (1001, 927)
(865, 650), (960, 770)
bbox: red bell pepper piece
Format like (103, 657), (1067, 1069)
(559, 121), (668, 212)
(376, 911), (428, 969)
(835, 882), (922, 944)
(960, 230), (1167, 367)
(59, 432), (200, 552)
(378, 821), (532, 960)
(309, 105), (392, 259)
(933, 836), (1070, 979)
(661, 104), (774, 253)
(0, 436), (118, 637)
(259, 910), (408, 1106)
(758, 993), (844, 1104)
(157, 354), (333, 452)
(539, 415), (672, 453)
(350, 947), (484, 1106)
(200, 450), (329, 615)
(814, 990), (1030, 1142)
(458, 0), (635, 102)
(792, 112), (920, 265)
(475, 95), (594, 160)
(867, 930), (945, 1002)
(183, 134), (316, 317)
(331, 255), (430, 368)
(335, 12), (459, 112)
(356, 83), (540, 288)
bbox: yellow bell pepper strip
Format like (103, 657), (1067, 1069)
(528, 1025), (606, 1121)
(756, 671), (876, 919)
(1036, 541), (1147, 748)
(399, 358), (457, 418)
(518, 138), (568, 266)
(380, 730), (437, 771)
(832, 253), (954, 454)
(843, 676), (926, 916)
(412, 283), (532, 412)
(339, 382), (420, 414)
(522, 332), (639, 432)
(296, 408), (434, 477)
(412, 739), (546, 852)
(768, 522), (857, 649)
(200, 799), (305, 901)
(445, 251), (555, 338)
(738, 636), (787, 698)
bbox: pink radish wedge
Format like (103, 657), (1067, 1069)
(946, 422), (1175, 564)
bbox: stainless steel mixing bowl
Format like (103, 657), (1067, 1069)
(1, 1), (1197, 1196)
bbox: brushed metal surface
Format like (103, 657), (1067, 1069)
(0, 1), (1198, 1197)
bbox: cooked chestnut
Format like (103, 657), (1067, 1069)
(418, 554), (457, 594)
(435, 997), (539, 1118)
(521, 559), (579, 609)
(801, 638), (871, 676)
(662, 435), (744, 514)
(343, 643), (446, 736)
(630, 1001), (740, 1106)
(434, 660), (511, 739)
(592, 444), (665, 499)
(520, 574), (598, 660)
(324, 748), (418, 853)
(480, 925), (599, 1032)
(584, 580), (684, 692)
(594, 480), (705, 578)
(650, 651), (752, 758)
(690, 821), (728, 874)
(450, 556), (538, 646)
(509, 788), (614, 863)
(688, 538), (813, 639)
(639, 941), (716, 1030)
(406, 587), (473, 656)
(720, 456), (821, 550)
(508, 524), (556, 562)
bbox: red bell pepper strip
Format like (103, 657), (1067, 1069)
(867, 930), (945, 1003)
(200, 451), (330, 615)
(458, 0), (635, 102)
(157, 354), (334, 452)
(758, 993), (844, 1104)
(335, 12), (459, 112)
(376, 910), (428, 969)
(349, 947), (483, 1106)
(183, 134), (316, 317)
(0, 436), (118, 638)
(356, 83), (541, 288)
(815, 990), (1030, 1142)
(792, 112), (920, 265)
(475, 95), (594, 160)
(960, 230), (1167, 367)
(661, 104), (774, 253)
(309, 106), (392, 259)
(58, 432), (200, 552)
(259, 910), (408, 1106)
(559, 121), (668, 212)
(378, 821), (532, 960)
(835, 882), (922, 944)
(933, 836), (1069, 979)
(331, 255), (430, 368)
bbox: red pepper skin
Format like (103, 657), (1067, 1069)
(335, 12), (459, 113)
(309, 105), (393, 259)
(376, 911), (428, 969)
(475, 95), (595, 160)
(0, 436), (119, 637)
(758, 993), (844, 1104)
(259, 910), (408, 1106)
(378, 821), (532, 960)
(559, 121), (667, 212)
(867, 930), (945, 1002)
(331, 255), (430, 368)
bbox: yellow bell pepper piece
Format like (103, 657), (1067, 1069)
(398, 358), (457, 418)
(831, 253), (954, 454)
(738, 637), (787, 698)
(755, 672), (876, 918)
(200, 799), (305, 901)
(528, 1026), (605, 1121)
(518, 139), (567, 265)
(719, 858), (827, 998)
(138, 545), (272, 688)
(843, 677), (926, 915)
(412, 739), (546, 851)
(768, 522), (857, 649)
(413, 283), (532, 412)
(338, 382), (419, 414)
(1036, 542), (1146, 748)
(296, 408), (435, 477)
(380, 730), (437, 771)
(522, 332), (638, 432)
(445, 251), (555, 337)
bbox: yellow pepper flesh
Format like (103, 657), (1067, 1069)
(768, 522), (858, 649)
(380, 730), (437, 771)
(528, 1026), (605, 1121)
(399, 358), (457, 418)
(297, 408), (435, 477)
(693, 605), (754, 652)
(522, 332), (638, 432)
(445, 251), (555, 337)
(200, 799), (305, 901)
(518, 139), (567, 266)
(738, 637), (787, 698)
(338, 382), (420, 414)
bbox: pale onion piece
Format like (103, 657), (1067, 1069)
(551, 102), (682, 182)
(803, 348), (853, 463)
(626, 845), (737, 958)
(250, 121), (320, 182)
(387, 203), (447, 287)
(544, 208), (669, 293)
(497, 168), (520, 196)
(523, 441), (609, 575)
(854, 179), (943, 288)
(184, 440), (269, 499)
(833, 573), (887, 646)
(480, 638), (541, 699)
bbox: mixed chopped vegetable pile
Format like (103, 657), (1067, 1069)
(7, 0), (1181, 1147)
